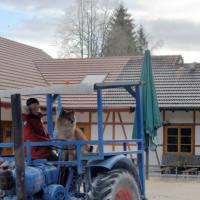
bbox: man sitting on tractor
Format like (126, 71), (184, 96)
(23, 98), (57, 161)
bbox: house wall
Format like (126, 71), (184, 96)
(76, 111), (164, 166)
(1, 107), (199, 167)
(1, 107), (12, 121)
(76, 110), (200, 166)
(165, 111), (193, 123)
(195, 111), (200, 123)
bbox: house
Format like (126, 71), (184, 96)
(0, 37), (51, 154)
(1, 37), (200, 169)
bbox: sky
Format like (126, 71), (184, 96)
(1, 0), (200, 62)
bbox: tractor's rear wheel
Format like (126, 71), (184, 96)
(87, 169), (141, 200)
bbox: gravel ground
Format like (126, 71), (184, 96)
(146, 177), (200, 200)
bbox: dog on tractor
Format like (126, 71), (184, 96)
(55, 110), (93, 186)
(56, 109), (92, 160)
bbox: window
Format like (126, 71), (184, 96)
(81, 74), (107, 84)
(164, 126), (194, 155)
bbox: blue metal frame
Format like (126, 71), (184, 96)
(0, 81), (146, 199)
(95, 82), (146, 199)
(46, 94), (53, 137)
(97, 88), (104, 159)
(46, 94), (61, 137)
(136, 84), (145, 197)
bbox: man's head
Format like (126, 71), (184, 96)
(26, 98), (39, 115)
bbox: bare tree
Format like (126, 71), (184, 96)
(57, 0), (117, 58)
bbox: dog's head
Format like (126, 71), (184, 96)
(56, 109), (76, 131)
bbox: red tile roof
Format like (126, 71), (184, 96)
(0, 37), (50, 89)
(2, 37), (192, 110)
(34, 55), (182, 110)
(34, 57), (132, 84)
(0, 37), (53, 106)
(34, 57), (131, 110)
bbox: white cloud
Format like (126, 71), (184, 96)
(1, 0), (200, 62)
(141, 19), (200, 50)
(0, 0), (73, 11)
(122, 0), (200, 62)
(0, 0), (67, 58)
(154, 49), (200, 63)
(126, 0), (200, 23)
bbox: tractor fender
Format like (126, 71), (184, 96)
(87, 154), (142, 192)
(87, 154), (126, 170)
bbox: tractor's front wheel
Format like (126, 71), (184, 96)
(87, 169), (141, 200)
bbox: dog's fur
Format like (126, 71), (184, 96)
(56, 110), (90, 160)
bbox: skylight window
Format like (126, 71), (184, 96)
(81, 74), (107, 84)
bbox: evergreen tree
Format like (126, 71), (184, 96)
(137, 25), (148, 54)
(102, 4), (138, 56)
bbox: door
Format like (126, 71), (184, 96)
(77, 123), (91, 140)
(1, 122), (13, 155)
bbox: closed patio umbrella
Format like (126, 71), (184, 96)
(133, 50), (162, 178)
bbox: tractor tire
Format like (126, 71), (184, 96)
(86, 169), (141, 200)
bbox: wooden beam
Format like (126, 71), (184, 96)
(117, 112), (129, 141)
(118, 113), (131, 146)
(104, 144), (136, 147)
(163, 110), (166, 155)
(192, 125), (195, 155)
(91, 122), (133, 125)
(60, 108), (131, 112)
(89, 111), (92, 139)
(193, 111), (196, 155)
(164, 123), (195, 126)
(103, 112), (110, 135)
(89, 111), (92, 124)
(112, 112), (115, 151)
(193, 111), (196, 125)
(118, 112), (133, 159)
(96, 112), (110, 152)
(163, 110), (165, 121)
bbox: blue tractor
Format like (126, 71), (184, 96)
(0, 81), (146, 200)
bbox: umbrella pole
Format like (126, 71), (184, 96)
(145, 134), (149, 180)
(146, 148), (149, 180)
(155, 148), (161, 168)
